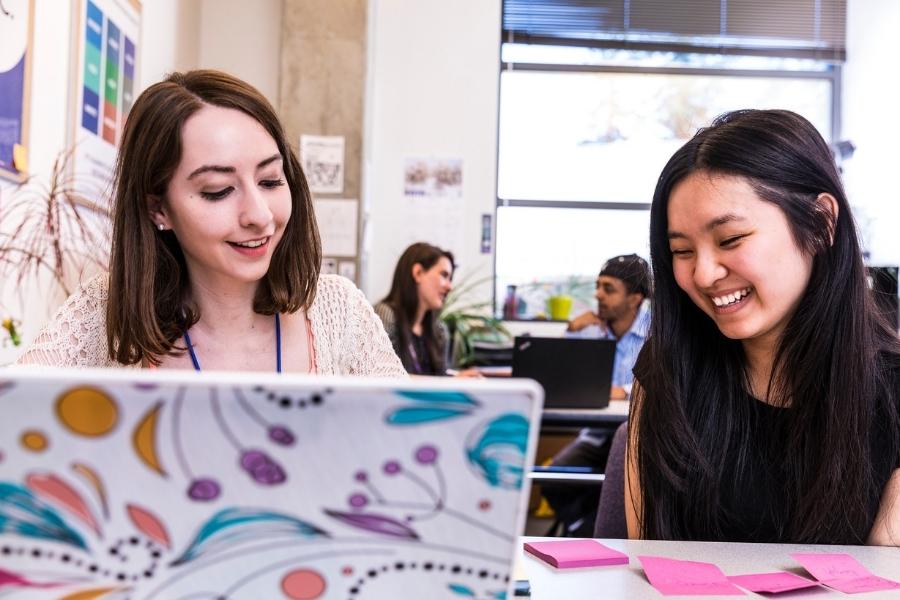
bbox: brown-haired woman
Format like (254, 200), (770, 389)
(16, 70), (405, 376)
(374, 242), (455, 375)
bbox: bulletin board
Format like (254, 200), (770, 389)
(0, 0), (35, 182)
(68, 0), (141, 201)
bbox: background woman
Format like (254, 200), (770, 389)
(17, 70), (404, 376)
(627, 109), (900, 545)
(374, 242), (454, 375)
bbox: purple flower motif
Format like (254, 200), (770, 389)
(324, 509), (420, 540)
(267, 425), (295, 446)
(240, 449), (286, 485)
(349, 493), (368, 508)
(415, 445), (438, 465)
(354, 470), (368, 483)
(383, 460), (401, 475)
(188, 478), (221, 501)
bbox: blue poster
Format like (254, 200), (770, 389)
(0, 0), (33, 181)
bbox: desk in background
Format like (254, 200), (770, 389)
(518, 536), (900, 599)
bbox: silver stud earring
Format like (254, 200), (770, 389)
(157, 223), (165, 231)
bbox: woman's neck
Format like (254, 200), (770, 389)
(189, 276), (265, 338)
(742, 336), (777, 404)
(412, 304), (427, 337)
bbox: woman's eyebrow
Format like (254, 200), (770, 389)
(668, 214), (746, 239)
(187, 154), (282, 180)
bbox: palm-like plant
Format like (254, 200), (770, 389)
(0, 148), (111, 329)
(439, 272), (511, 368)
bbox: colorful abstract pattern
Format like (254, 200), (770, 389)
(0, 373), (537, 599)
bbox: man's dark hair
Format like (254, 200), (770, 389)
(599, 254), (651, 297)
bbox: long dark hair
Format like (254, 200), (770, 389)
(107, 70), (321, 365)
(632, 109), (900, 543)
(381, 242), (455, 374)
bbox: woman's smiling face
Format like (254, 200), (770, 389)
(153, 104), (292, 289)
(667, 171), (814, 352)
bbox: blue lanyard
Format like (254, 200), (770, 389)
(183, 313), (282, 372)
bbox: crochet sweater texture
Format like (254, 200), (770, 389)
(16, 274), (406, 376)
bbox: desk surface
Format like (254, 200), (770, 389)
(541, 399), (629, 427)
(519, 537), (900, 599)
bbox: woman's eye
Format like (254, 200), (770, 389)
(720, 235), (746, 247)
(200, 187), (233, 201)
(261, 178), (285, 189)
(670, 249), (692, 258)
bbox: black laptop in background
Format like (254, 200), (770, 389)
(512, 336), (616, 409)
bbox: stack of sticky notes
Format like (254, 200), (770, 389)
(523, 539), (629, 568)
(791, 553), (900, 594)
(638, 556), (746, 596)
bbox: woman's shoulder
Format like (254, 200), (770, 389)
(314, 274), (358, 301)
(15, 273), (111, 367)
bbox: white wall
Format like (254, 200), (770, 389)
(362, 0), (501, 304)
(842, 0), (900, 267)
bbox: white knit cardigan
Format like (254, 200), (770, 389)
(15, 274), (406, 376)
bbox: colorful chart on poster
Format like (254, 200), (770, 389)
(0, 0), (34, 181)
(71, 0), (140, 200)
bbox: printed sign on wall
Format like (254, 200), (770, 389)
(70, 0), (141, 202)
(0, 0), (34, 182)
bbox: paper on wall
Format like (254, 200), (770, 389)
(314, 198), (358, 257)
(301, 135), (344, 194)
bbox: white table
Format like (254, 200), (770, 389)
(518, 537), (900, 599)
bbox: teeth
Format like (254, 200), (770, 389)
(234, 238), (266, 248)
(712, 287), (751, 307)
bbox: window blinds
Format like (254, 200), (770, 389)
(502, 0), (846, 61)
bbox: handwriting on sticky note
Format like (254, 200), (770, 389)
(523, 539), (628, 569)
(727, 572), (819, 594)
(791, 553), (900, 594)
(638, 556), (745, 596)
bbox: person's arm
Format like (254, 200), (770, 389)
(868, 468), (900, 546)
(624, 381), (644, 539)
(343, 284), (406, 377)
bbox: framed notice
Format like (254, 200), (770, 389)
(69, 0), (141, 201)
(0, 0), (35, 182)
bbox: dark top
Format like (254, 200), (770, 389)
(717, 381), (900, 543)
(373, 301), (449, 376)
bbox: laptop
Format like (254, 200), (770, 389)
(0, 368), (542, 599)
(512, 336), (615, 409)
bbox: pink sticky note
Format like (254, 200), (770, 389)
(523, 539), (629, 569)
(728, 572), (819, 594)
(638, 555), (745, 596)
(791, 553), (900, 594)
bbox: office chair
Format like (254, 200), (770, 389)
(593, 421), (629, 538)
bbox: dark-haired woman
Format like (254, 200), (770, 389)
(374, 243), (454, 376)
(626, 109), (900, 546)
(16, 70), (404, 376)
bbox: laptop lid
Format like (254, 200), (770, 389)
(0, 368), (542, 599)
(511, 336), (615, 409)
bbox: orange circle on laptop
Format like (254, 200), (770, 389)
(56, 387), (119, 437)
(21, 430), (48, 452)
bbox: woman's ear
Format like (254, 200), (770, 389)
(411, 263), (424, 282)
(816, 193), (839, 246)
(146, 194), (169, 230)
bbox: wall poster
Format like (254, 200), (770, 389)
(0, 0), (35, 182)
(69, 0), (141, 203)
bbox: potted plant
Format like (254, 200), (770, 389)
(439, 272), (512, 368)
(0, 148), (111, 346)
(515, 275), (595, 321)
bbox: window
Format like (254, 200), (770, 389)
(495, 1), (844, 319)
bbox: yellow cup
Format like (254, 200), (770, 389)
(547, 295), (573, 321)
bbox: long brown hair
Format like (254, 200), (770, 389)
(633, 109), (900, 543)
(107, 70), (321, 365)
(381, 242), (454, 374)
